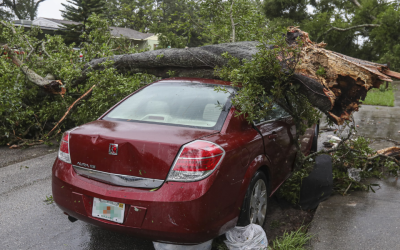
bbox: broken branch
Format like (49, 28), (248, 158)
(2, 44), (53, 86)
(41, 41), (52, 59)
(47, 85), (96, 137)
(319, 24), (380, 41)
(1, 21), (64, 94)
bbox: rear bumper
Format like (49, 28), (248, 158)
(52, 158), (238, 244)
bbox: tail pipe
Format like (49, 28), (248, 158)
(68, 216), (78, 223)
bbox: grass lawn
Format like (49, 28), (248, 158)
(360, 83), (395, 107)
(268, 226), (312, 250)
(213, 225), (312, 250)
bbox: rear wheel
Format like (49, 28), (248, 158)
(237, 171), (268, 227)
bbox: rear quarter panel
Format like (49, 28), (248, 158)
(200, 109), (270, 225)
(201, 110), (316, 227)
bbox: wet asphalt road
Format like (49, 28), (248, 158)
(309, 177), (400, 250)
(0, 151), (155, 250)
(308, 82), (400, 249)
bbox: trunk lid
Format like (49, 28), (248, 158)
(69, 120), (218, 181)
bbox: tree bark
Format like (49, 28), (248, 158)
(74, 41), (260, 83)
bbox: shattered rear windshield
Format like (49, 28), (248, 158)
(103, 81), (234, 130)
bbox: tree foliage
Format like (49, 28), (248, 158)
(0, 15), (154, 145)
(263, 0), (309, 23)
(279, 124), (400, 205)
(153, 0), (268, 47)
(216, 32), (320, 136)
(104, 0), (159, 32)
(102, 0), (268, 48)
(0, 1), (14, 20)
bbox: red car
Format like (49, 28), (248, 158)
(52, 77), (317, 244)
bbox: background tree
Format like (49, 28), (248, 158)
(263, 0), (309, 24)
(0, 0), (46, 20)
(151, 0), (208, 47)
(103, 0), (267, 48)
(0, 1), (13, 20)
(151, 0), (267, 48)
(60, 0), (106, 43)
(103, 0), (211, 47)
(104, 0), (159, 32)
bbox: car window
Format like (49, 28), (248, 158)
(103, 81), (233, 130)
(255, 103), (290, 124)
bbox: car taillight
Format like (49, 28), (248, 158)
(167, 140), (225, 182)
(58, 132), (71, 163)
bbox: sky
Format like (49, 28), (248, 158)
(37, 0), (67, 19)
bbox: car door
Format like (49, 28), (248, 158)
(254, 104), (297, 189)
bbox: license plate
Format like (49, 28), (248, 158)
(92, 198), (125, 223)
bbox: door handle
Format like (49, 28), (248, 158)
(268, 131), (278, 140)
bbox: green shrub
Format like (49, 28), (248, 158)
(0, 15), (155, 145)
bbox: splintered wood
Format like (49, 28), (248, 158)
(377, 147), (400, 159)
(289, 27), (400, 125)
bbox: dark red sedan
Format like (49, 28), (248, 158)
(52, 77), (316, 244)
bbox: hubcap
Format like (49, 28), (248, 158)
(249, 179), (267, 226)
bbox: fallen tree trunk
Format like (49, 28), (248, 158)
(76, 28), (400, 125)
(2, 44), (66, 95)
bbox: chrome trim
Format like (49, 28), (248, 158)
(73, 165), (164, 188)
(253, 119), (275, 126)
(253, 115), (291, 126)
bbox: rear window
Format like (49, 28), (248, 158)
(103, 81), (234, 130)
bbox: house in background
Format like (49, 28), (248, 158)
(13, 17), (159, 51)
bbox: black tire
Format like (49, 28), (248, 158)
(311, 123), (319, 153)
(237, 171), (269, 227)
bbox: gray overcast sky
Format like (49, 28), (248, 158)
(37, 0), (67, 19)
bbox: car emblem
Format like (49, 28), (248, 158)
(109, 144), (118, 155)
